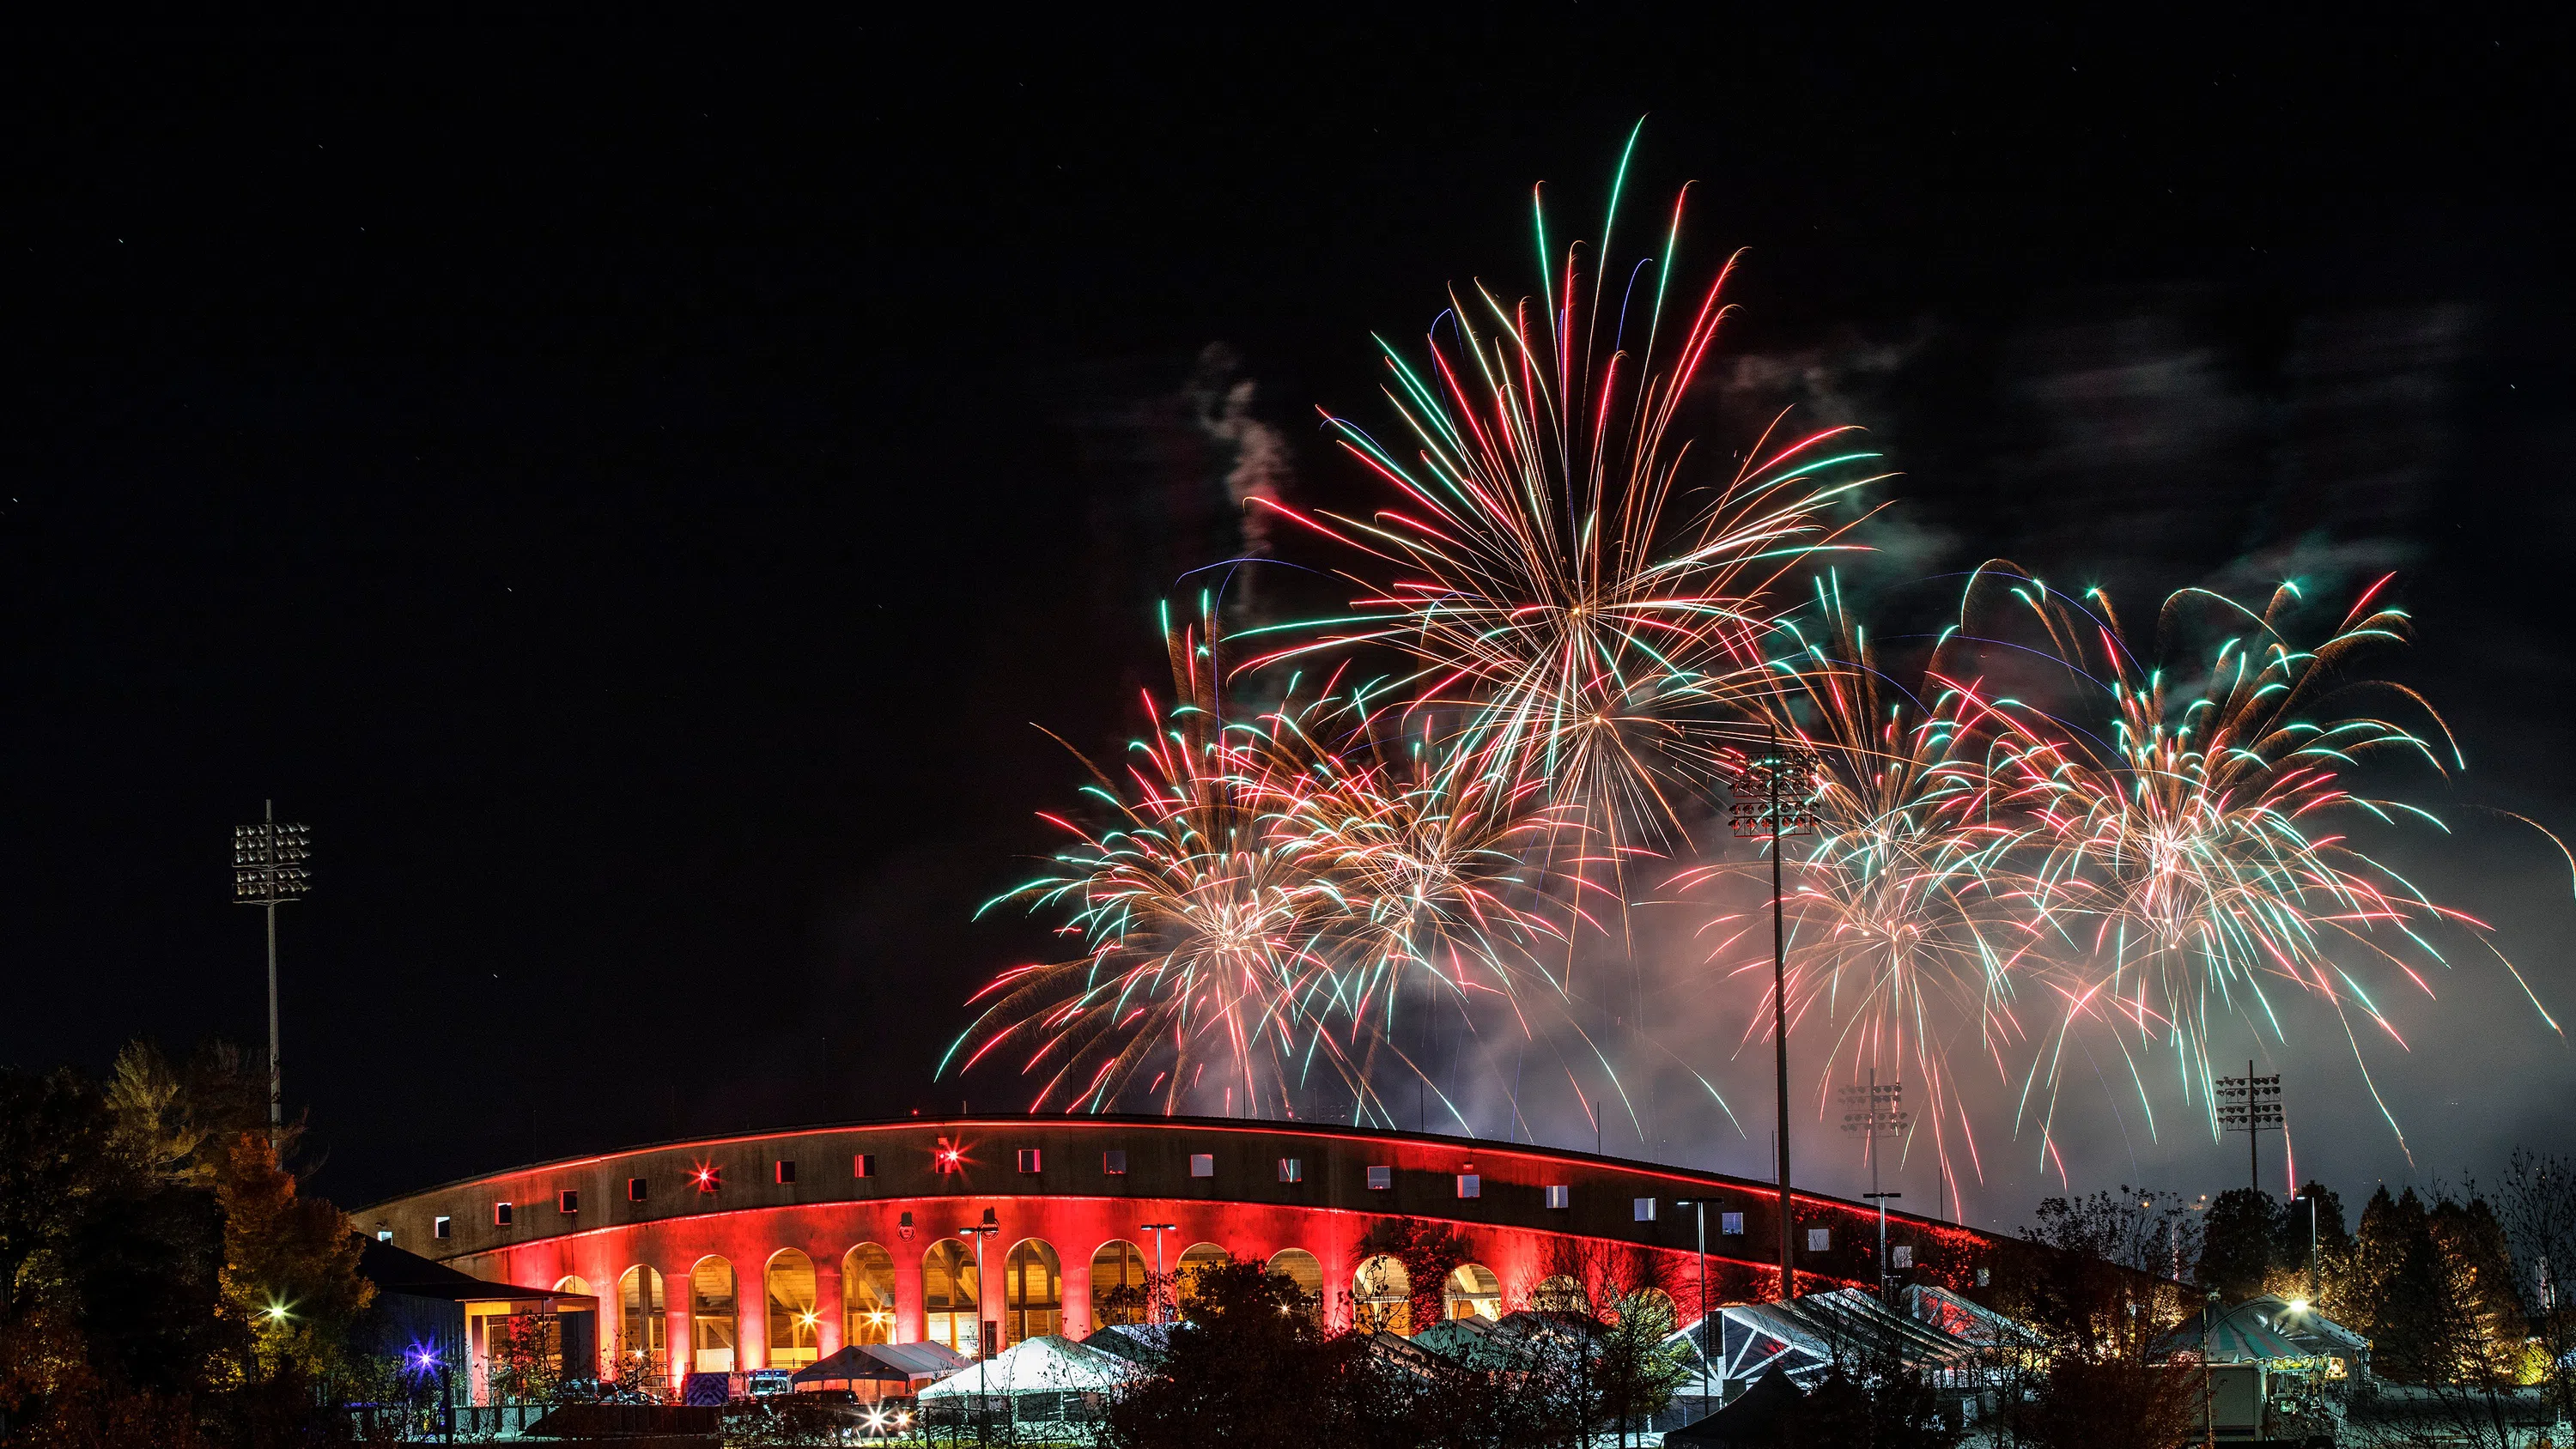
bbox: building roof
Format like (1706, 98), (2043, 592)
(2150, 1300), (2314, 1364)
(1902, 1284), (2042, 1348)
(914, 1335), (1141, 1397)
(790, 1341), (971, 1385)
(2239, 1295), (2370, 1357)
(354, 1234), (594, 1307)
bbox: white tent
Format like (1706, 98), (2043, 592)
(914, 1334), (1143, 1398)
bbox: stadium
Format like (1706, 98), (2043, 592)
(361, 1114), (2000, 1399)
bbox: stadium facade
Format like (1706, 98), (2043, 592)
(361, 1115), (1998, 1394)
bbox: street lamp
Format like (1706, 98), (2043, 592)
(1139, 1223), (1177, 1325)
(1674, 1199), (1712, 1402)
(959, 1208), (999, 1446)
(234, 801), (311, 1149)
(1722, 728), (1820, 1303)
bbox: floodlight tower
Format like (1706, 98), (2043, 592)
(234, 801), (311, 1148)
(1723, 724), (1820, 1303)
(1841, 1067), (1911, 1302)
(2215, 1061), (2284, 1192)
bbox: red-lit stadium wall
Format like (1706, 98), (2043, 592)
(361, 1117), (1996, 1391)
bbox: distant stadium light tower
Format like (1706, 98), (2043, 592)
(2215, 1060), (2284, 1193)
(234, 801), (311, 1146)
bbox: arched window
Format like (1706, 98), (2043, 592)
(1352, 1254), (1411, 1334)
(1531, 1274), (1589, 1316)
(842, 1244), (896, 1346)
(1091, 1240), (1150, 1328)
(922, 1240), (981, 1357)
(1004, 1240), (1063, 1344)
(1176, 1242), (1229, 1309)
(617, 1267), (665, 1369)
(690, 1258), (737, 1373)
(1623, 1286), (1678, 1329)
(554, 1275), (592, 1295)
(1444, 1264), (1501, 1321)
(1266, 1249), (1324, 1322)
(766, 1250), (820, 1368)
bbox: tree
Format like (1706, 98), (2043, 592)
(1991, 1190), (2201, 1449)
(2196, 1187), (2282, 1303)
(1594, 1288), (1694, 1447)
(2495, 1149), (2576, 1428)
(1352, 1217), (1470, 1335)
(1102, 1259), (1369, 1449)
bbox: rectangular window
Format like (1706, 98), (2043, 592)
(1103, 1149), (1127, 1175)
(1018, 1149), (1042, 1173)
(1892, 1244), (1914, 1269)
(1278, 1157), (1302, 1183)
(627, 1177), (647, 1202)
(434, 1216), (451, 1240)
(557, 1190), (580, 1215)
(1632, 1197), (1657, 1222)
(1189, 1154), (1215, 1178)
(1807, 1228), (1832, 1252)
(1545, 1184), (1571, 1210)
(775, 1161), (797, 1185)
(376, 1228), (393, 1242)
(1976, 1267), (1990, 1288)
(1366, 1165), (1393, 1191)
(854, 1154), (875, 1179)
(494, 1202), (514, 1227)
(1456, 1174), (1481, 1199)
(1721, 1211), (1744, 1235)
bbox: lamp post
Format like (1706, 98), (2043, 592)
(1139, 1223), (1176, 1325)
(959, 1208), (999, 1447)
(233, 801), (311, 1150)
(1723, 727), (1820, 1303)
(1674, 1198), (1712, 1404)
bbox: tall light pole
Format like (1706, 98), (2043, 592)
(2215, 1062), (2283, 1192)
(1139, 1223), (1176, 1325)
(1841, 1069), (1911, 1302)
(1725, 727), (1819, 1302)
(233, 802), (311, 1150)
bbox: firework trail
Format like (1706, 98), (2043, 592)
(1242, 128), (1893, 855)
(1990, 569), (2561, 1164)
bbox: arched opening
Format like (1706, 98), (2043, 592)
(1443, 1263), (1501, 1321)
(842, 1244), (896, 1346)
(1531, 1273), (1589, 1316)
(1352, 1254), (1411, 1334)
(617, 1267), (665, 1373)
(922, 1239), (981, 1357)
(689, 1258), (737, 1373)
(1090, 1240), (1150, 1328)
(1622, 1286), (1678, 1329)
(1176, 1242), (1229, 1310)
(1004, 1239), (1063, 1345)
(554, 1275), (592, 1295)
(765, 1249), (820, 1368)
(1266, 1249), (1324, 1322)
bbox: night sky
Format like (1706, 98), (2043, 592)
(8, 19), (2571, 1228)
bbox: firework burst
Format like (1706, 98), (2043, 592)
(1993, 570), (2559, 1160)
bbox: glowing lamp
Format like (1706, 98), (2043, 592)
(2287, 1297), (2310, 1314)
